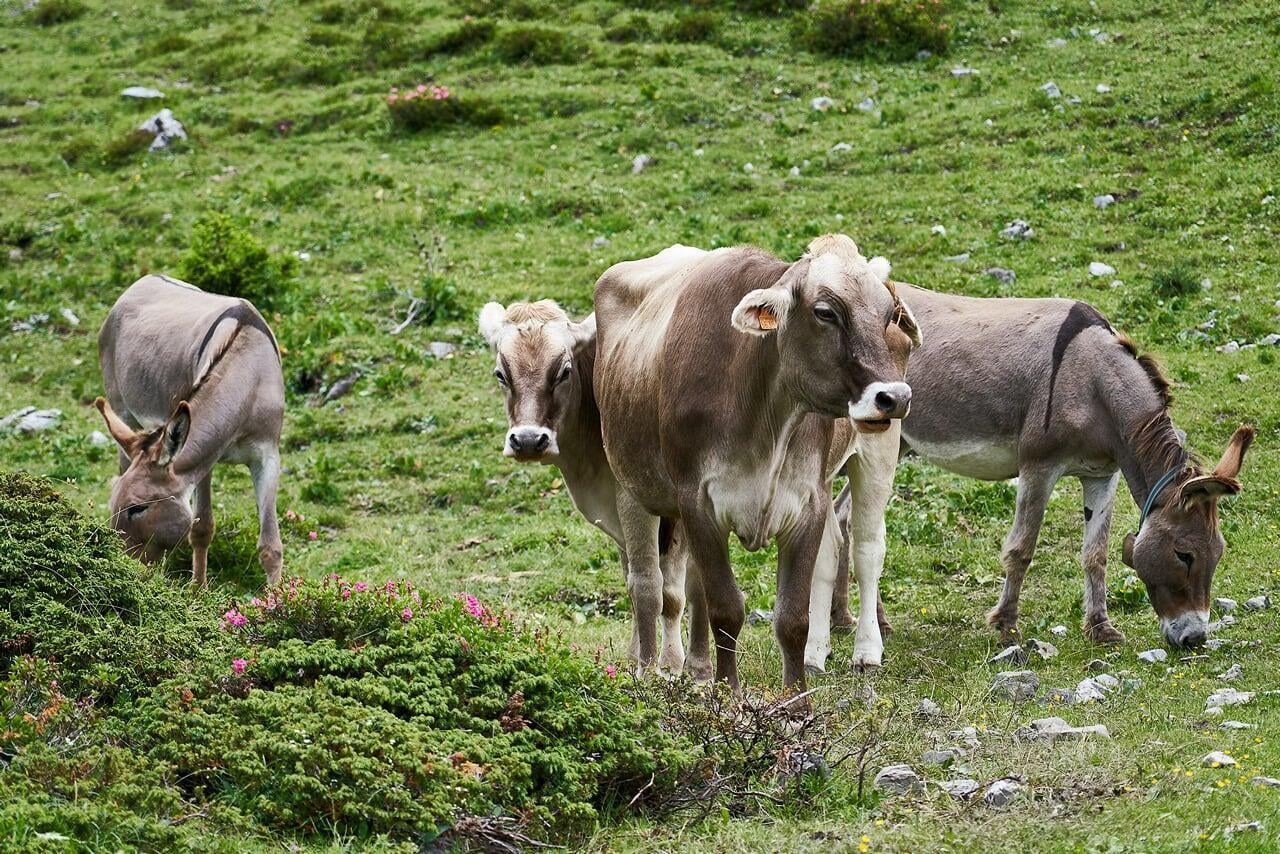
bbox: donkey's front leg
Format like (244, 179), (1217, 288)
(1081, 473), (1125, 644)
(987, 465), (1059, 644)
(190, 473), (214, 588)
(249, 450), (283, 587)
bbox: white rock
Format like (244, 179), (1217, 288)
(1224, 821), (1263, 835)
(989, 645), (1028, 666)
(1214, 597), (1238, 613)
(1050, 625), (1068, 637)
(873, 764), (922, 794)
(1253, 776), (1280, 787)
(138, 109), (187, 151)
(693, 148), (704, 157)
(428, 341), (456, 359)
(1047, 38), (1068, 47)
(789, 166), (800, 177)
(951, 67), (979, 77)
(1093, 673), (1119, 690)
(1236, 373), (1251, 383)
(89, 430), (111, 448)
(830, 142), (852, 153)
(1244, 595), (1270, 611)
(1205, 706), (1224, 717)
(1202, 751), (1237, 767)
(1220, 720), (1255, 730)
(1096, 83), (1112, 93)
(1000, 219), (1034, 240)
(992, 670), (1040, 701)
(930, 224), (947, 236)
(1209, 614), (1236, 632)
(1088, 261), (1116, 277)
(0, 407), (62, 434)
(294, 251), (311, 262)
(984, 779), (1022, 807)
(1206, 688), (1254, 709)
(810, 96), (835, 112)
(939, 778), (980, 797)
(591, 235), (610, 249)
(631, 154), (654, 174)
(1093, 193), (1116, 209)
(121, 86), (164, 99)
(1260, 334), (1280, 346)
(1041, 81), (1062, 98)
(950, 726), (982, 747)
(1137, 649), (1167, 664)
(1027, 639), (1058, 660)
(1201, 277), (1213, 290)
(856, 96), (876, 112)
(1015, 716), (1111, 741)
(1218, 664), (1243, 682)
(915, 698), (942, 718)
(1074, 678), (1108, 703)
(742, 162), (754, 173)
(944, 252), (970, 263)
(59, 307), (80, 326)
(1216, 341), (1240, 353)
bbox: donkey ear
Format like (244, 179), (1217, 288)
(1179, 474), (1240, 507)
(731, 286), (792, 336)
(1212, 425), (1255, 480)
(1121, 532), (1136, 568)
(893, 298), (923, 349)
(156, 401), (192, 469)
(95, 397), (139, 453)
(477, 302), (507, 349)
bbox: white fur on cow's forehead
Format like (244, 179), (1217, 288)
(805, 251), (892, 296)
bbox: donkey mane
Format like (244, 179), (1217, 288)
(1115, 332), (1174, 408)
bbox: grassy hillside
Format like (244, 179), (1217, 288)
(2, 0), (1279, 850)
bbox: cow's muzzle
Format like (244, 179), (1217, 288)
(505, 426), (558, 461)
(849, 382), (912, 432)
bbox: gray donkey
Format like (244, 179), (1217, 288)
(831, 284), (1253, 650)
(96, 274), (285, 586)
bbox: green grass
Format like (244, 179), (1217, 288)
(2, 0), (1279, 849)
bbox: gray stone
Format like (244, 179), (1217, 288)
(985, 267), (1017, 285)
(915, 49), (933, 61)
(1074, 678), (1108, 704)
(1093, 673), (1119, 690)
(1041, 687), (1075, 705)
(0, 407), (61, 434)
(951, 726), (982, 747)
(930, 224), (947, 236)
(89, 430), (110, 448)
(943, 252), (971, 263)
(1220, 720), (1255, 730)
(1000, 219), (1034, 240)
(1237, 373), (1251, 383)
(830, 142), (852, 153)
(1244, 595), (1270, 611)
(631, 154), (653, 174)
(747, 608), (773, 626)
(950, 67), (979, 77)
(121, 86), (164, 99)
(991, 670), (1040, 701)
(1093, 193), (1116, 209)
(1217, 341), (1241, 354)
(59, 307), (80, 327)
(1259, 333), (1280, 346)
(1252, 776), (1280, 788)
(1015, 716), (1111, 742)
(810, 96), (835, 112)
(1040, 81), (1062, 99)
(591, 235), (610, 249)
(1137, 648), (1167, 664)
(1217, 664), (1243, 682)
(1085, 659), (1110, 673)
(779, 751), (830, 782)
(428, 341), (456, 359)
(939, 778), (980, 797)
(138, 109), (187, 151)
(1088, 261), (1116, 277)
(856, 96), (876, 112)
(915, 698), (942, 718)
(989, 645), (1028, 666)
(1027, 639), (1058, 660)
(1224, 821), (1263, 835)
(1050, 625), (1068, 637)
(1202, 751), (1237, 767)
(1214, 597), (1238, 614)
(1209, 614), (1236, 632)
(873, 764), (922, 794)
(984, 779), (1022, 807)
(1096, 83), (1112, 93)
(920, 747), (964, 766)
(1206, 688), (1254, 709)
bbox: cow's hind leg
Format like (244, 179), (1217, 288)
(679, 507), (742, 692)
(618, 490), (663, 671)
(777, 495), (824, 707)
(1081, 473), (1125, 644)
(829, 484), (856, 634)
(249, 450), (283, 587)
(987, 466), (1058, 644)
(683, 561), (713, 681)
(657, 532), (687, 675)
(190, 473), (214, 588)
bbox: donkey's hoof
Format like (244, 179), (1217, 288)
(1087, 622), (1126, 645)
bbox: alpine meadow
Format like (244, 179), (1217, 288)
(1, 0), (1279, 851)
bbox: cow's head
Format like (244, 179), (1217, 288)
(95, 397), (195, 563)
(1122, 425), (1255, 648)
(478, 300), (595, 462)
(730, 234), (921, 429)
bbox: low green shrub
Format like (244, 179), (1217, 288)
(605, 13), (654, 43)
(432, 18), (496, 54)
(175, 212), (298, 307)
(1150, 263), (1199, 300)
(385, 83), (506, 132)
(663, 11), (719, 44)
(31, 0), (85, 26)
(798, 0), (951, 60)
(100, 129), (154, 168)
(494, 25), (579, 65)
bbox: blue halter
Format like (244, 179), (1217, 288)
(1138, 466), (1184, 531)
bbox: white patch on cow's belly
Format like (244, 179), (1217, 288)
(906, 435), (1019, 480)
(706, 470), (810, 552)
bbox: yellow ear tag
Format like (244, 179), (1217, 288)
(757, 306), (778, 330)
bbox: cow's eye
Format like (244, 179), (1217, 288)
(813, 304), (838, 324)
(1175, 550), (1193, 569)
(493, 368), (508, 386)
(553, 363), (572, 386)
(127, 504), (147, 519)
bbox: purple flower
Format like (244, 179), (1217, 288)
(231, 658), (248, 675)
(401, 607), (413, 622)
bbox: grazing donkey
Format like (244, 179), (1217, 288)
(96, 274), (285, 586)
(477, 300), (705, 677)
(832, 284), (1253, 649)
(594, 236), (918, 700)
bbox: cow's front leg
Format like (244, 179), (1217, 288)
(683, 558), (713, 681)
(804, 497), (841, 675)
(777, 494), (825, 708)
(618, 490), (662, 671)
(679, 506), (742, 692)
(846, 427), (901, 670)
(829, 483), (856, 633)
(657, 528), (687, 675)
(190, 472), (214, 588)
(249, 450), (283, 587)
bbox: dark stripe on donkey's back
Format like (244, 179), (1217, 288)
(195, 302), (280, 363)
(1044, 302), (1113, 430)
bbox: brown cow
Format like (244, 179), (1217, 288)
(593, 236), (919, 699)
(96, 274), (284, 586)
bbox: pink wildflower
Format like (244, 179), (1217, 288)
(354, 582), (368, 592)
(461, 594), (484, 619)
(309, 531), (318, 541)
(222, 608), (247, 629)
(416, 83), (427, 93)
(604, 664), (617, 679)
(384, 580), (398, 594)
(341, 588), (352, 600)
(401, 607), (414, 622)
(285, 509), (297, 521)
(250, 597), (264, 609)
(231, 658), (248, 675)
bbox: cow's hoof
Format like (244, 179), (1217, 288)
(1087, 621), (1126, 645)
(804, 663), (826, 678)
(684, 659), (714, 683)
(850, 651), (883, 672)
(830, 610), (857, 635)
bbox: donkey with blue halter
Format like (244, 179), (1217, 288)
(829, 287), (1253, 649)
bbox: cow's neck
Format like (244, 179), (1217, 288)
(551, 343), (618, 532)
(1105, 361), (1187, 509)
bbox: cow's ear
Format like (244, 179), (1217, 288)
(95, 397), (140, 454)
(731, 287), (792, 336)
(570, 312), (596, 355)
(156, 402), (191, 469)
(477, 302), (507, 349)
(892, 297), (923, 349)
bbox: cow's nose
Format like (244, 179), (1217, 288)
(874, 385), (912, 418)
(507, 427), (552, 457)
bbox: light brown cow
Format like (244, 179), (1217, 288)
(594, 236), (919, 700)
(96, 274), (284, 586)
